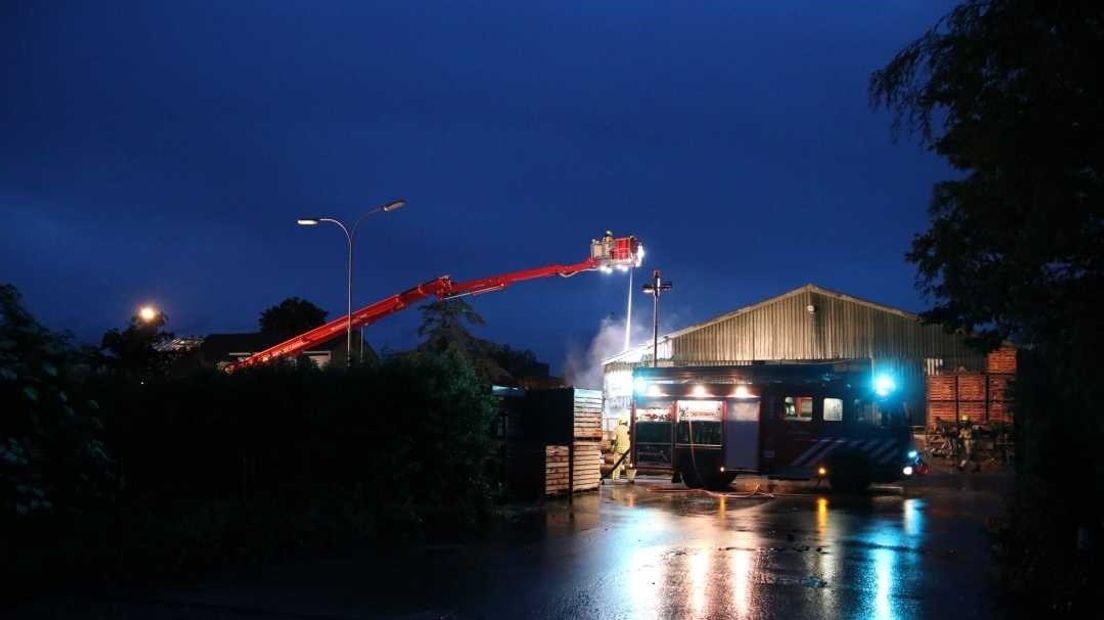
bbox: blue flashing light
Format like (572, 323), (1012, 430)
(908, 449), (919, 460)
(633, 377), (649, 395)
(873, 374), (896, 397)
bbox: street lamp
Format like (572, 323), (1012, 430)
(138, 305), (159, 323)
(297, 198), (406, 365)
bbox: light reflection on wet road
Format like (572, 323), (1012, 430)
(15, 475), (1006, 619)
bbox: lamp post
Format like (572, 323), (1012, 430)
(137, 305), (160, 323)
(641, 269), (672, 368)
(624, 266), (634, 351)
(297, 198), (406, 365)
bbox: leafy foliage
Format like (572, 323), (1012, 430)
(3, 286), (500, 597)
(871, 1), (1103, 345)
(100, 309), (176, 378)
(97, 354), (498, 533)
(259, 296), (328, 334)
(416, 299), (547, 386)
(871, 2), (1104, 614)
(0, 284), (112, 521)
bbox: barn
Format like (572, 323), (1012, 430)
(602, 283), (1013, 429)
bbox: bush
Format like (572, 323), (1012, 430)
(2, 284), (501, 599)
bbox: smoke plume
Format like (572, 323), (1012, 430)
(564, 315), (649, 389)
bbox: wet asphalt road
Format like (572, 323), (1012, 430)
(15, 473), (1008, 619)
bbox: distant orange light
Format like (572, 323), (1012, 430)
(138, 305), (159, 322)
(817, 466), (827, 477)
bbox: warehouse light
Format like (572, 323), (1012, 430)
(874, 374), (896, 397)
(733, 385), (752, 399)
(691, 384), (709, 398)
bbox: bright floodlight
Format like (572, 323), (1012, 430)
(382, 199), (406, 212)
(874, 374), (896, 397)
(138, 305), (159, 322)
(297, 218), (320, 226)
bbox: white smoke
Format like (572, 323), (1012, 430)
(564, 315), (650, 389)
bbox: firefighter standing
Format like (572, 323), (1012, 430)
(958, 418), (980, 472)
(611, 417), (633, 481)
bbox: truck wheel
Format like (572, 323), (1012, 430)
(828, 454), (871, 494)
(678, 457), (704, 489)
(704, 472), (737, 491)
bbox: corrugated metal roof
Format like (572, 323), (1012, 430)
(604, 283), (982, 367)
(666, 283), (919, 340)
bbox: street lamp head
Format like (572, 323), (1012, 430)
(138, 305), (159, 322)
(297, 218), (321, 226)
(382, 199), (406, 213)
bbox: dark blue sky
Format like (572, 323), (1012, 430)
(1, 1), (954, 372)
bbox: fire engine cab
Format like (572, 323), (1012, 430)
(631, 361), (922, 492)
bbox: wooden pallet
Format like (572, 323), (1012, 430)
(572, 390), (603, 441)
(545, 443), (602, 495)
(927, 370), (1015, 427)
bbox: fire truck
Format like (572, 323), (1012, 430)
(225, 233), (642, 372)
(630, 361), (923, 491)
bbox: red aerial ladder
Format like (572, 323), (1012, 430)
(224, 234), (643, 372)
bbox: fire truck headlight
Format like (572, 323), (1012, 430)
(902, 465), (914, 476)
(874, 374), (896, 397)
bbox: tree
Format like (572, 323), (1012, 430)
(415, 300), (546, 385)
(1, 284), (112, 522)
(488, 344), (548, 385)
(100, 309), (175, 378)
(259, 297), (328, 334)
(416, 299), (502, 383)
(417, 299), (484, 347)
(871, 2), (1103, 614)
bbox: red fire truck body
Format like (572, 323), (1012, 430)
(630, 361), (922, 491)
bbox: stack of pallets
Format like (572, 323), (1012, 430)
(544, 389), (603, 495)
(499, 387), (605, 498)
(926, 346), (1016, 428)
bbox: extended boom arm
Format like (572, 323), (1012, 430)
(225, 234), (641, 372)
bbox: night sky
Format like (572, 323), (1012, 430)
(2, 1), (955, 374)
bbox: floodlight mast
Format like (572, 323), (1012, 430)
(641, 269), (672, 368)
